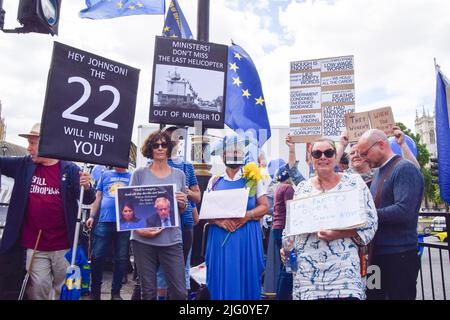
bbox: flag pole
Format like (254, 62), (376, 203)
(70, 163), (87, 267)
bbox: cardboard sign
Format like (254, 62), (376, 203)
(150, 36), (228, 128)
(290, 55), (355, 143)
(39, 42), (140, 167)
(345, 107), (395, 142)
(285, 189), (367, 236)
(345, 112), (371, 142)
(115, 184), (179, 231)
(368, 107), (396, 137)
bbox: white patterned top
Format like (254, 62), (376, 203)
(289, 173), (378, 300)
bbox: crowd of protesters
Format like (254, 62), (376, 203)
(0, 121), (425, 301)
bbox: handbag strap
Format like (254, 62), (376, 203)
(374, 156), (402, 208)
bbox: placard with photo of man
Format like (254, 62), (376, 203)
(115, 184), (179, 231)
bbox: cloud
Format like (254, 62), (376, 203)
(1, 0), (449, 150)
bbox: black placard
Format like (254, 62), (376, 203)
(39, 42), (140, 167)
(150, 36), (228, 128)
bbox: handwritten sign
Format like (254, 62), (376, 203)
(345, 106), (395, 142)
(285, 189), (366, 236)
(368, 107), (395, 137)
(345, 112), (371, 142)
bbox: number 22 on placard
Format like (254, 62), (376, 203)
(62, 76), (120, 129)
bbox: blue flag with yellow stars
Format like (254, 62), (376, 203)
(162, 0), (193, 39)
(225, 43), (271, 147)
(80, 0), (165, 19)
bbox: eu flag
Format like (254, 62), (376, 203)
(225, 43), (271, 147)
(80, 0), (165, 19)
(435, 65), (450, 203)
(162, 0), (193, 39)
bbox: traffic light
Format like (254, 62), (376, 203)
(17, 0), (61, 35)
(430, 157), (439, 184)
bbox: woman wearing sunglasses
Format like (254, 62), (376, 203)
(130, 130), (188, 300)
(281, 138), (378, 300)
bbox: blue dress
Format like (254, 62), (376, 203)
(205, 177), (265, 300)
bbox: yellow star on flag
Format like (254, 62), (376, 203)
(137, 2), (144, 7)
(242, 89), (251, 99)
(117, 1), (123, 9)
(232, 77), (242, 87)
(129, 5), (136, 10)
(234, 53), (242, 60)
(229, 62), (239, 72)
(255, 96), (265, 106)
(163, 26), (170, 32)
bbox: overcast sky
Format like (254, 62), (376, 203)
(1, 0), (449, 148)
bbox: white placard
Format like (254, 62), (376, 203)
(285, 189), (366, 236)
(199, 188), (250, 219)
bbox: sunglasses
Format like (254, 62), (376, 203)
(311, 149), (336, 159)
(152, 142), (169, 150)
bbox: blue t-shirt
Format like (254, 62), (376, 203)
(168, 158), (198, 227)
(97, 170), (132, 222)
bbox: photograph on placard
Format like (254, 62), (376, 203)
(115, 184), (179, 231)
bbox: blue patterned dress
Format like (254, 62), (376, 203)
(205, 176), (265, 300)
(289, 173), (378, 300)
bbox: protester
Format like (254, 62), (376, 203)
(337, 127), (420, 171)
(148, 126), (201, 300)
(339, 152), (349, 172)
(204, 135), (269, 300)
(282, 138), (378, 300)
(130, 130), (188, 300)
(358, 129), (424, 300)
(0, 123), (95, 300)
(263, 164), (295, 299)
(285, 134), (307, 185)
(336, 131), (374, 186)
(86, 166), (132, 300)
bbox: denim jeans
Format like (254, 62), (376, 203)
(91, 222), (130, 295)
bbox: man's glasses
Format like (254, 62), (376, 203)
(152, 142), (169, 150)
(359, 141), (380, 158)
(311, 149), (335, 159)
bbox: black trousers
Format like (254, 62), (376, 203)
(0, 244), (26, 300)
(367, 249), (420, 300)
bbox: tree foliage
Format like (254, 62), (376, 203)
(395, 122), (437, 206)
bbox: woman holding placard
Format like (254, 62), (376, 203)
(282, 138), (378, 300)
(204, 135), (269, 300)
(130, 130), (188, 300)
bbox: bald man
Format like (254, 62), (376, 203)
(358, 129), (424, 300)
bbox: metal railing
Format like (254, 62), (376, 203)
(417, 211), (449, 300)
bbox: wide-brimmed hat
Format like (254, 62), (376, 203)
(18, 123), (40, 138)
